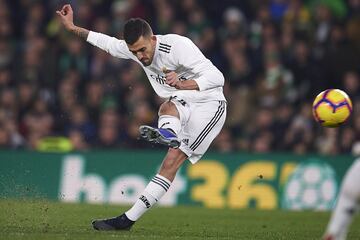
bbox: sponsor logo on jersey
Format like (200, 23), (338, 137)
(150, 74), (188, 86)
(150, 74), (166, 85)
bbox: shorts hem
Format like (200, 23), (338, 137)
(179, 144), (202, 164)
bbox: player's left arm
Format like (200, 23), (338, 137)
(163, 69), (199, 90)
(165, 37), (224, 91)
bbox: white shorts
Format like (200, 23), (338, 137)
(170, 97), (227, 164)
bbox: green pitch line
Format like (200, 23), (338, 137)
(1, 199), (360, 240)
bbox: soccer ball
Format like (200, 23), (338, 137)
(312, 89), (352, 128)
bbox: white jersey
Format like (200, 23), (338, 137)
(87, 32), (226, 103)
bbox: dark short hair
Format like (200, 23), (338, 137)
(123, 18), (153, 45)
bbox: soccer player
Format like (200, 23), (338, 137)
(323, 157), (360, 240)
(56, 4), (227, 230)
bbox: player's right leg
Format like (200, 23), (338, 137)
(323, 159), (360, 240)
(91, 148), (188, 231)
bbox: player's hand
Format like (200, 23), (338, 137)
(163, 68), (180, 88)
(56, 4), (75, 31)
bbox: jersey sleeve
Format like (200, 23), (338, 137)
(174, 37), (224, 91)
(87, 31), (133, 59)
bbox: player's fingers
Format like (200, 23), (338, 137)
(166, 75), (173, 81)
(166, 79), (178, 87)
(63, 4), (72, 13)
(67, 5), (73, 13)
(166, 76), (176, 83)
(165, 78), (173, 85)
(166, 72), (177, 80)
(56, 11), (64, 18)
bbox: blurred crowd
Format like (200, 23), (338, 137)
(0, 0), (360, 155)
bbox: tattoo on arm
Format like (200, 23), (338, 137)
(71, 26), (89, 40)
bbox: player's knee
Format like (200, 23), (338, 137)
(341, 160), (360, 199)
(158, 101), (177, 116)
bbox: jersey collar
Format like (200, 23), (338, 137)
(150, 35), (160, 67)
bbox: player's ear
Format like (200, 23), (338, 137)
(150, 35), (156, 47)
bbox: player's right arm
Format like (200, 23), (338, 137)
(56, 4), (89, 40)
(56, 4), (132, 59)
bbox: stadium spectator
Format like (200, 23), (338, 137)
(68, 129), (89, 151)
(65, 104), (96, 142)
(0, 0), (359, 155)
(0, 125), (9, 148)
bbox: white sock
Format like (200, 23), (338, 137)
(125, 174), (172, 221)
(158, 115), (181, 135)
(325, 160), (360, 239)
(326, 193), (358, 240)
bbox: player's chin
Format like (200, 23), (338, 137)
(141, 59), (151, 66)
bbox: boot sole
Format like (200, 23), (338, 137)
(139, 125), (180, 148)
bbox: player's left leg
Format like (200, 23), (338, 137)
(140, 98), (190, 148)
(323, 159), (360, 240)
(178, 100), (227, 164)
(92, 148), (188, 231)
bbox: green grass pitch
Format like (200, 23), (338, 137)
(1, 199), (360, 240)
